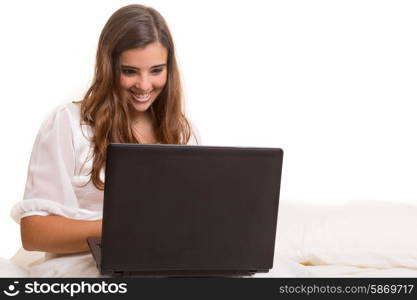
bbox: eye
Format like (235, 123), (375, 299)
(151, 68), (164, 74)
(122, 69), (136, 76)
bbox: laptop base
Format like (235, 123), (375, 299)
(87, 237), (263, 278)
(106, 270), (257, 278)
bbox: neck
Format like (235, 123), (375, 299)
(131, 109), (154, 126)
(131, 108), (158, 141)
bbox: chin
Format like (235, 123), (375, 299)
(132, 101), (153, 113)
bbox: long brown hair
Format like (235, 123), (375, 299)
(78, 4), (192, 190)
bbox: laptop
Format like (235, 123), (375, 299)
(87, 143), (283, 277)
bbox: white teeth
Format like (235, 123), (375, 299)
(131, 90), (151, 102)
(134, 93), (149, 98)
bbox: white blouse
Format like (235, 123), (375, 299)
(11, 102), (199, 224)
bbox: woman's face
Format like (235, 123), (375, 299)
(119, 42), (168, 115)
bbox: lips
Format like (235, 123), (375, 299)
(130, 90), (152, 103)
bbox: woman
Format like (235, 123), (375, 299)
(10, 4), (198, 276)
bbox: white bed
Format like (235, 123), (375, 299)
(271, 200), (417, 277)
(2, 200), (417, 278)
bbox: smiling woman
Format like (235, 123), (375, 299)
(119, 43), (168, 143)
(5, 4), (198, 277)
(120, 43), (168, 108)
(78, 4), (194, 191)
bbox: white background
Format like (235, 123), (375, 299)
(0, 0), (416, 258)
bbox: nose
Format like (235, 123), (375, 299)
(135, 74), (152, 91)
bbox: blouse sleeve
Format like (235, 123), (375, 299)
(10, 105), (80, 223)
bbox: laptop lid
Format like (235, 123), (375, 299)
(101, 144), (283, 275)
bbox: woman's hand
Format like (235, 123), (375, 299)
(21, 216), (102, 254)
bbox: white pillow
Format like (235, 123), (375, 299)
(276, 200), (417, 269)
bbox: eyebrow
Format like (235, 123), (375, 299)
(121, 64), (167, 70)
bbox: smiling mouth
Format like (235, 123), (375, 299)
(130, 90), (152, 102)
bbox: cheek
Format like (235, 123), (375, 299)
(119, 75), (134, 90)
(154, 72), (168, 90)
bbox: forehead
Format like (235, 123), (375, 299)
(120, 42), (168, 68)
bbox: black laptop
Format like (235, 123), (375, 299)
(87, 143), (283, 277)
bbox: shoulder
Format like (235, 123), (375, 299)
(64, 102), (82, 122)
(42, 102), (73, 121)
(34, 102), (85, 145)
(39, 102), (81, 130)
(45, 102), (80, 122)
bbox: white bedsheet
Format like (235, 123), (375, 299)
(0, 250), (103, 278)
(2, 252), (417, 278)
(255, 256), (312, 277)
(0, 252), (309, 278)
(304, 264), (417, 277)
(3, 200), (416, 278)
(0, 258), (28, 277)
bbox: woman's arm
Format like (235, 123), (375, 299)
(21, 215), (102, 254)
